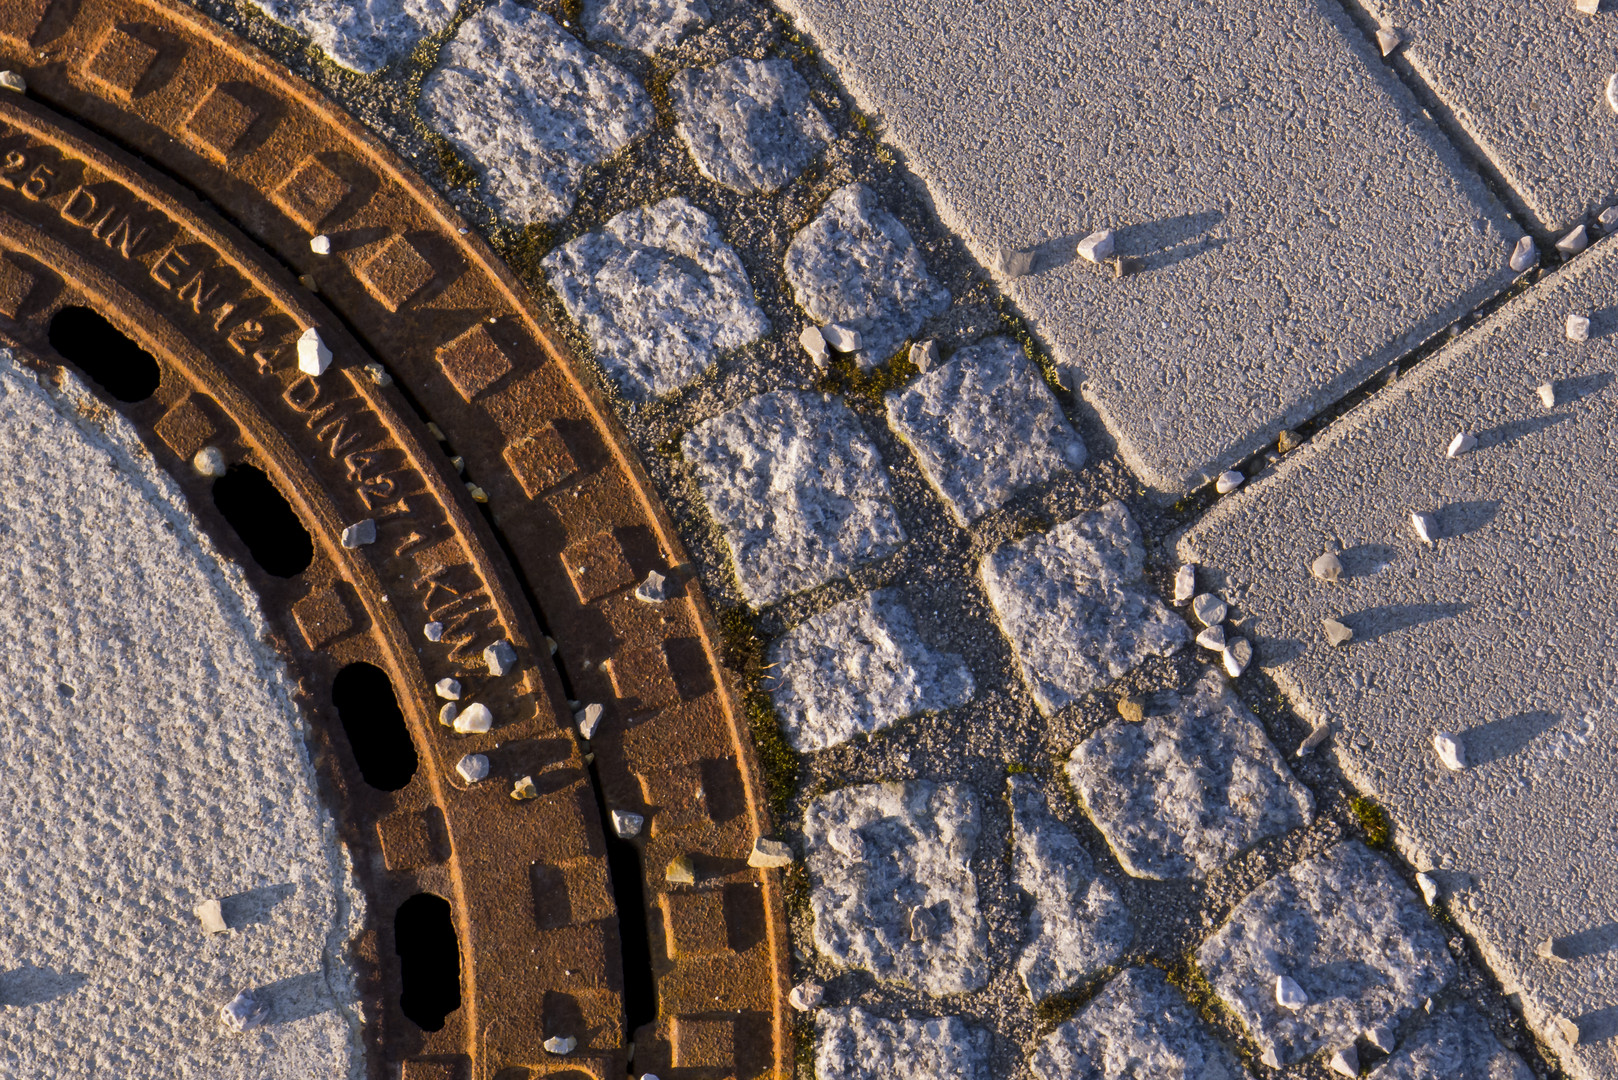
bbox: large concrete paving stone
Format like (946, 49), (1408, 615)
(1028, 966), (1250, 1080)
(1357, 0), (1618, 231)
(886, 335), (1086, 527)
(980, 501), (1188, 715)
(1196, 841), (1455, 1068)
(1066, 669), (1314, 880)
(1370, 1004), (1533, 1080)
(671, 57), (835, 195)
(582, 0), (710, 55)
(1007, 775), (1132, 1003)
(244, 0), (455, 73)
(816, 1006), (990, 1080)
(421, 0), (652, 225)
(1179, 233), (1618, 1080)
(542, 196), (770, 400)
(773, 0), (1522, 492)
(764, 587), (974, 752)
(682, 390), (906, 607)
(804, 781), (990, 995)
(0, 353), (364, 1078)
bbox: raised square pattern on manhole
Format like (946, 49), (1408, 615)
(503, 422), (576, 498)
(184, 83), (260, 159)
(273, 154), (354, 232)
(436, 321), (514, 402)
(358, 233), (435, 312)
(85, 24), (160, 97)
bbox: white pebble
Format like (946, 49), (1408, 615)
(1567, 313), (1592, 342)
(193, 899), (228, 935)
(309, 234), (333, 256)
(1173, 564), (1196, 604)
(454, 702), (493, 734)
(789, 980), (824, 1012)
(543, 1035), (577, 1055)
(1411, 511), (1437, 545)
(1195, 624), (1227, 651)
(296, 327), (332, 376)
(0, 71), (25, 93)
(748, 836), (794, 868)
(192, 446), (227, 478)
(424, 621), (444, 642)
(221, 990), (266, 1032)
(799, 324), (828, 367)
(910, 339), (939, 372)
(1077, 228), (1116, 264)
(1577, 0), (1601, 12)
(438, 702), (458, 727)
(1366, 1025), (1397, 1053)
(484, 639), (517, 676)
(822, 323), (862, 352)
(1191, 592), (1228, 627)
(340, 518), (376, 548)
(1215, 469), (1244, 494)
(1446, 432), (1477, 457)
(1607, 73), (1618, 115)
(1375, 27), (1401, 56)
(1539, 382), (1557, 409)
(1557, 225), (1590, 256)
(364, 361), (392, 386)
(611, 809), (644, 838)
(1509, 235), (1538, 273)
(455, 753), (489, 784)
(1433, 731), (1467, 770)
(1222, 637), (1253, 678)
(1329, 1046), (1360, 1078)
(1297, 722), (1331, 757)
(1601, 206), (1618, 230)
(575, 702), (604, 740)
(511, 775), (539, 801)
(1416, 871), (1439, 905)
(1275, 974), (1308, 1011)
(1311, 552), (1343, 582)
(635, 571), (669, 603)
(435, 677), (462, 701)
(1322, 617), (1354, 646)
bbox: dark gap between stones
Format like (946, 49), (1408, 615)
(330, 661), (419, 792)
(47, 305), (161, 403)
(394, 892), (462, 1032)
(210, 463), (314, 578)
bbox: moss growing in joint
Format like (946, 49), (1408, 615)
(1350, 795), (1391, 849)
(715, 604), (800, 821)
(491, 222), (556, 292)
(429, 133), (479, 191)
(816, 346), (918, 406)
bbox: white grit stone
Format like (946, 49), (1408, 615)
(434, 677), (461, 701)
(1195, 624), (1227, 651)
(1577, 0), (1601, 12)
(816, 1007), (990, 1080)
(1433, 732), (1467, 770)
(1558, 225), (1590, 256)
(1008, 776), (1133, 1001)
(1376, 27), (1402, 56)
(1446, 432), (1477, 457)
(683, 391), (905, 605)
(340, 518), (376, 548)
(784, 183), (951, 369)
(634, 571), (668, 603)
(1371, 1005), (1535, 1080)
(1330, 1045), (1361, 1077)
(1416, 872), (1439, 905)
(438, 702), (457, 727)
(1538, 381), (1558, 409)
(1223, 637), (1253, 678)
(1509, 236), (1538, 272)
(364, 362), (392, 386)
(886, 336), (1086, 526)
(980, 502), (1188, 714)
(789, 981), (824, 1012)
(1323, 617), (1355, 646)
(543, 1034), (577, 1055)
(194, 899), (228, 935)
(765, 589), (973, 752)
(453, 702), (493, 734)
(1076, 229), (1116, 264)
(910, 339), (940, 372)
(749, 837), (794, 868)
(0, 70), (26, 93)
(1567, 313), (1592, 342)
(1191, 592), (1228, 627)
(1173, 564), (1196, 604)
(1312, 552), (1344, 582)
(1298, 722), (1331, 756)
(309, 234), (332, 256)
(484, 639), (517, 676)
(1068, 670), (1313, 879)
(296, 327), (332, 376)
(543, 198), (769, 400)
(245, 0), (455, 73)
(575, 702), (604, 739)
(455, 753), (489, 784)
(611, 810), (644, 838)
(1215, 470), (1244, 494)
(510, 776), (538, 801)
(1602, 206), (1618, 230)
(1608, 73), (1618, 115)
(804, 781), (989, 995)
(221, 989), (267, 1032)
(1411, 511), (1437, 545)
(192, 446), (226, 478)
(421, 2), (652, 224)
(424, 621), (444, 642)
(1366, 1024), (1397, 1053)
(670, 57), (833, 194)
(582, 0), (709, 54)
(1276, 974), (1309, 1011)
(800, 324), (830, 367)
(822, 323), (863, 352)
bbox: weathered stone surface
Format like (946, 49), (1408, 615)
(246, 0), (455, 73)
(784, 183), (951, 368)
(1197, 842), (1454, 1067)
(543, 197), (770, 400)
(582, 0), (710, 54)
(886, 336), (1086, 526)
(683, 390), (905, 606)
(804, 782), (989, 995)
(1008, 775), (1132, 1002)
(980, 501), (1188, 714)
(421, 1), (652, 224)
(816, 1006), (990, 1080)
(1066, 670), (1313, 879)
(765, 588), (974, 752)
(671, 57), (834, 194)
(1028, 967), (1250, 1080)
(1370, 1005), (1533, 1080)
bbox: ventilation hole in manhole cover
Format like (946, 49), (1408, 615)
(210, 463), (314, 578)
(395, 892), (462, 1031)
(47, 305), (161, 403)
(330, 662), (418, 792)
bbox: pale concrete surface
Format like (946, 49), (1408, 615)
(0, 353), (365, 1078)
(1180, 235), (1618, 1078)
(244, 0), (454, 73)
(774, 0), (1521, 492)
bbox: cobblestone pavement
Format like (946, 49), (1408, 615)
(53, 0), (1618, 1075)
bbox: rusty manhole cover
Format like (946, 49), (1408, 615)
(0, 2), (789, 1077)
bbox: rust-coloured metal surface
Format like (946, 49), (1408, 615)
(0, 3), (791, 1079)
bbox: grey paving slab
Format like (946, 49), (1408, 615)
(773, 0), (1522, 492)
(671, 57), (834, 195)
(1357, 0), (1618, 231)
(582, 0), (710, 55)
(1370, 1004), (1533, 1080)
(245, 0), (454, 73)
(0, 352), (364, 1078)
(542, 196), (770, 400)
(1197, 842), (1454, 1068)
(816, 1006), (990, 1080)
(1179, 233), (1618, 1080)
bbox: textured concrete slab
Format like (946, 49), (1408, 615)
(1179, 233), (1618, 1079)
(582, 0), (710, 55)
(1370, 1004), (1533, 1080)
(245, 0), (454, 73)
(816, 1006), (990, 1080)
(773, 0), (1521, 491)
(1358, 0), (1618, 231)
(0, 354), (363, 1078)
(671, 57), (834, 195)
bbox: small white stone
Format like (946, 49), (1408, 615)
(1191, 593), (1228, 627)
(296, 327), (333, 376)
(1297, 722), (1331, 757)
(1311, 552), (1344, 582)
(1434, 731), (1467, 770)
(439, 702), (458, 727)
(511, 775), (539, 801)
(1366, 1024), (1397, 1053)
(575, 702), (604, 739)
(1275, 974), (1308, 1011)
(788, 980), (824, 1011)
(1077, 229), (1116, 264)
(1416, 871), (1439, 905)
(192, 446), (227, 478)
(909, 905), (936, 941)
(1322, 617), (1354, 646)
(1329, 1045), (1360, 1078)
(1577, 0), (1601, 13)
(364, 361), (392, 386)
(193, 899), (228, 935)
(1567, 314), (1592, 343)
(1509, 235), (1538, 272)
(1222, 637), (1253, 678)
(823, 323), (863, 352)
(435, 677), (462, 701)
(1539, 382), (1558, 409)
(910, 339), (939, 372)
(611, 809), (644, 838)
(543, 1035), (577, 1055)
(454, 702), (493, 734)
(1446, 432), (1477, 457)
(484, 639), (517, 676)
(1607, 73), (1618, 115)
(748, 836), (794, 868)
(340, 519), (376, 548)
(1601, 206), (1618, 229)
(1196, 624), (1227, 651)
(1215, 469), (1244, 494)
(309, 234), (333, 255)
(0, 71), (25, 94)
(1557, 224), (1590, 256)
(221, 990), (266, 1032)
(634, 571), (668, 603)
(799, 323), (829, 366)
(1173, 564), (1196, 604)
(1375, 27), (1401, 56)
(455, 753), (489, 784)
(424, 621), (444, 642)
(1411, 511), (1437, 545)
